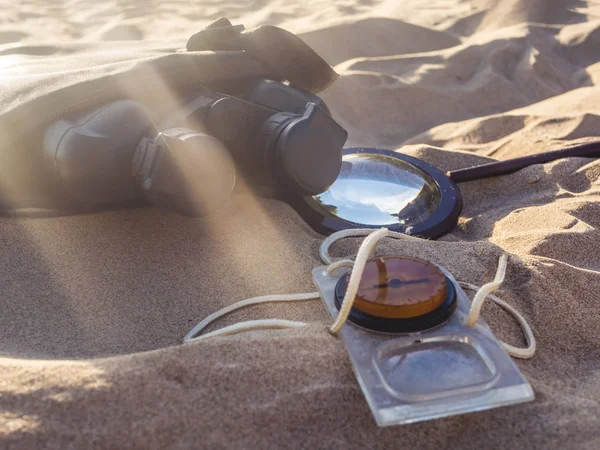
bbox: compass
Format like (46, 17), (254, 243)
(334, 256), (457, 333)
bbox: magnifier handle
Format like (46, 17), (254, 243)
(447, 140), (600, 183)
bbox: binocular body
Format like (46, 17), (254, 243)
(43, 79), (347, 216)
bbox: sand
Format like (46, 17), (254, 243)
(2, 0), (600, 448)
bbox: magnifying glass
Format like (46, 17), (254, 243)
(293, 142), (600, 239)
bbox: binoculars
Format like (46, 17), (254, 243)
(44, 79), (348, 216)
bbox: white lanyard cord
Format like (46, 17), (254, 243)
(184, 228), (536, 359)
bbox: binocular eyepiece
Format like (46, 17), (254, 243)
(132, 128), (237, 217)
(43, 80), (348, 216)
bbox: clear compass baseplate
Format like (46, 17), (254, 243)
(312, 256), (534, 426)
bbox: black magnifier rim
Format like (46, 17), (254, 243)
(289, 148), (462, 239)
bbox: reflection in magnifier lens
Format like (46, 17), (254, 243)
(313, 153), (441, 227)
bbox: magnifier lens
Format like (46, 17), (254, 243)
(313, 153), (442, 227)
(294, 148), (462, 239)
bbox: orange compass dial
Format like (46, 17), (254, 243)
(349, 256), (448, 319)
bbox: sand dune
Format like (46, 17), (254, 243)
(300, 18), (461, 65)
